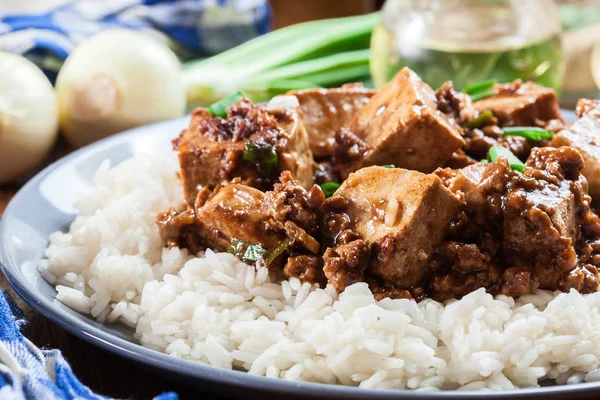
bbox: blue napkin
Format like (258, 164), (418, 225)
(0, 0), (271, 82)
(0, 290), (176, 400)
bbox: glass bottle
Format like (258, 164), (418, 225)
(370, 0), (565, 93)
(557, 0), (600, 107)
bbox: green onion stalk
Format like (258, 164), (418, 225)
(321, 182), (341, 197)
(463, 79), (497, 102)
(464, 111), (494, 129)
(183, 13), (380, 106)
(488, 146), (526, 172)
(502, 126), (552, 141)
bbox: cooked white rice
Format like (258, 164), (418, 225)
(39, 151), (600, 391)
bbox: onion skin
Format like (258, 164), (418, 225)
(56, 29), (186, 148)
(0, 52), (58, 184)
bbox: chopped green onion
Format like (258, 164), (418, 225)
(488, 146), (526, 172)
(502, 126), (552, 141)
(464, 79), (497, 102)
(321, 182), (341, 197)
(469, 88), (496, 102)
(243, 140), (279, 177)
(242, 244), (268, 263)
(480, 159), (489, 164)
(207, 91), (244, 117)
(228, 238), (246, 256)
(464, 111), (494, 129)
(381, 164), (395, 169)
(264, 238), (293, 266)
(463, 79), (497, 95)
(228, 238), (269, 264)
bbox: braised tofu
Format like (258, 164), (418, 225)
(448, 160), (513, 222)
(175, 98), (313, 205)
(503, 147), (584, 289)
(176, 107), (256, 205)
(473, 80), (562, 126)
(195, 184), (285, 252)
(340, 67), (465, 175)
(551, 106), (600, 200)
(330, 166), (462, 287)
(267, 102), (314, 191)
(287, 85), (375, 158)
(449, 163), (489, 215)
(576, 98), (600, 118)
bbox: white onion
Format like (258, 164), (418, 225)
(0, 52), (58, 184)
(55, 29), (186, 148)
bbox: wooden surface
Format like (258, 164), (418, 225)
(270, 0), (375, 28)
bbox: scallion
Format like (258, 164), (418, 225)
(321, 182), (341, 197)
(502, 126), (552, 141)
(463, 79), (497, 102)
(488, 146), (526, 172)
(469, 88), (496, 102)
(243, 140), (279, 177)
(463, 79), (497, 95)
(241, 49), (371, 101)
(228, 238), (269, 264)
(183, 13), (379, 105)
(242, 244), (268, 263)
(207, 91), (244, 117)
(464, 111), (494, 129)
(264, 238), (293, 266)
(381, 164), (395, 168)
(228, 238), (245, 256)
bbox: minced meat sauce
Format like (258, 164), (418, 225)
(157, 66), (600, 301)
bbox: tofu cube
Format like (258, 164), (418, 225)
(474, 81), (562, 126)
(175, 100), (313, 205)
(333, 166), (462, 287)
(287, 85), (375, 159)
(348, 67), (465, 173)
(195, 184), (285, 252)
(551, 106), (600, 200)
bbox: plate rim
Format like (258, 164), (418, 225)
(2, 114), (600, 399)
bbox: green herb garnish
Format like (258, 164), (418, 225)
(469, 88), (496, 102)
(464, 79), (497, 95)
(320, 182), (341, 197)
(488, 145), (526, 172)
(228, 238), (268, 263)
(242, 244), (268, 263)
(228, 238), (246, 256)
(243, 140), (279, 177)
(381, 164), (395, 169)
(264, 238), (293, 266)
(464, 111), (494, 129)
(208, 91), (244, 117)
(463, 79), (497, 102)
(502, 126), (552, 141)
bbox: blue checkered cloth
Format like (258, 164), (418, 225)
(0, 0), (271, 82)
(0, 291), (176, 400)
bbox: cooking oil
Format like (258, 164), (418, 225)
(371, 0), (564, 92)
